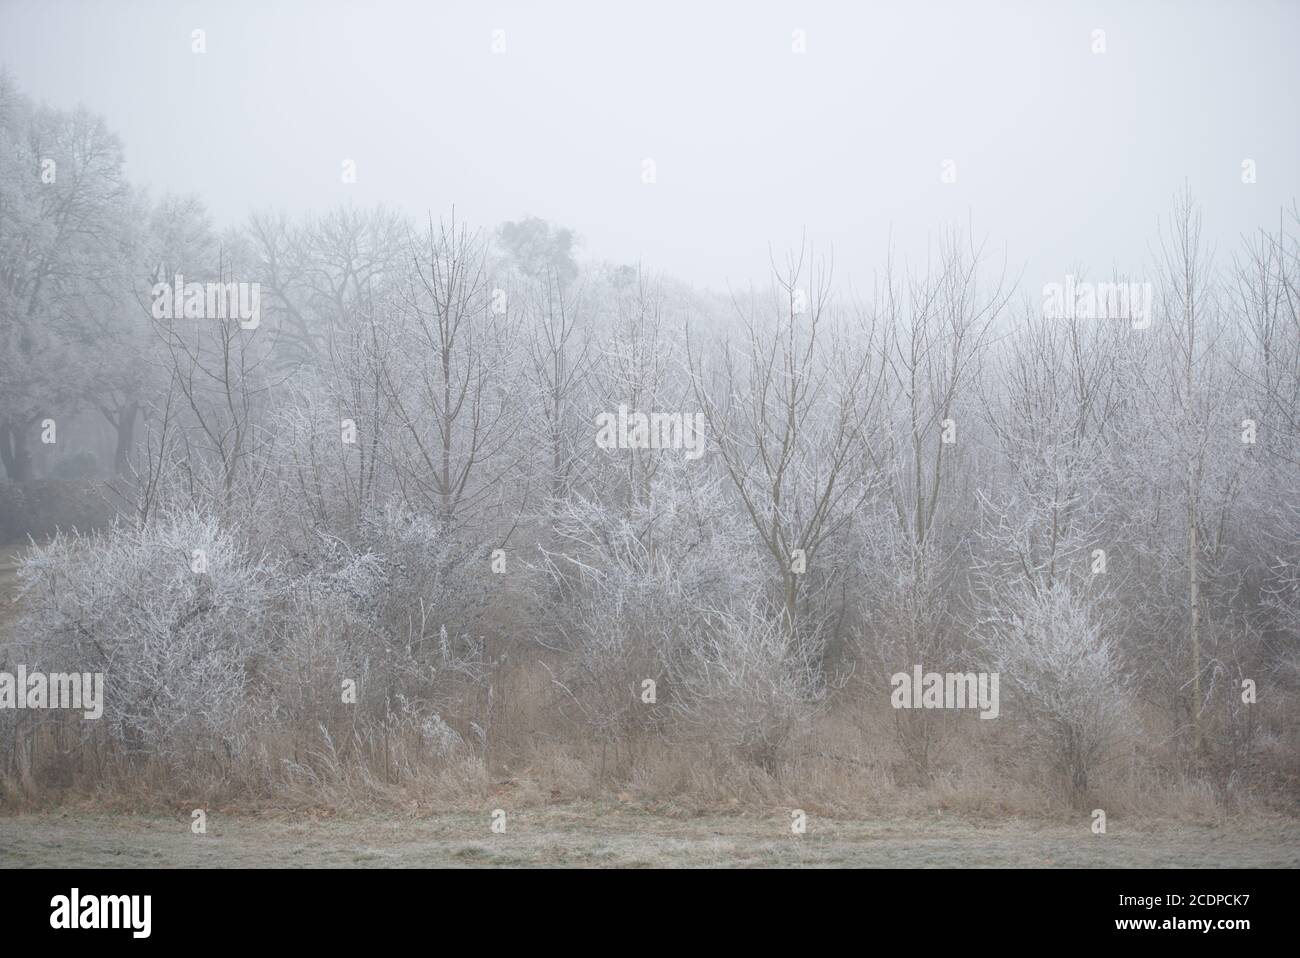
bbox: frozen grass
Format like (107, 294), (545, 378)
(1, 804), (1297, 868)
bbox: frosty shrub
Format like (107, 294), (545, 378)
(271, 534), (387, 720)
(357, 506), (490, 658)
(16, 509), (277, 758)
(338, 508), (489, 749)
(978, 579), (1133, 798)
(539, 462), (766, 771)
(854, 514), (966, 780)
(539, 551), (679, 764)
(667, 610), (827, 774)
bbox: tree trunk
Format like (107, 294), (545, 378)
(0, 423), (34, 481)
(1188, 487), (1204, 758)
(113, 403), (139, 476)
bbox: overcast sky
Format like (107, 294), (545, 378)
(2, 0), (1297, 295)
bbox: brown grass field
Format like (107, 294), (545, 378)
(1, 805), (1297, 868)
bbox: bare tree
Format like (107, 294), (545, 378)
(689, 243), (882, 635)
(857, 230), (1012, 778)
(379, 213), (522, 534)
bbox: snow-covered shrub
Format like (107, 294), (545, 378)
(667, 610), (826, 774)
(354, 506), (489, 685)
(853, 513), (967, 779)
(539, 551), (681, 756)
(539, 461), (767, 767)
(269, 525), (486, 746)
(977, 579), (1133, 798)
(268, 534), (386, 720)
(16, 509), (277, 757)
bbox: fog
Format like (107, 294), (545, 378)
(4, 0), (1297, 291)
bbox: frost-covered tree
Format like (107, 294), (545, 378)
(978, 579), (1133, 801)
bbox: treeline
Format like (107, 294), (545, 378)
(1, 76), (1297, 814)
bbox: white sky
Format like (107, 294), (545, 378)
(2, 0), (1297, 295)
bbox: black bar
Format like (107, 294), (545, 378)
(0, 868), (1289, 944)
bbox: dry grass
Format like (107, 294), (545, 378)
(2, 803), (1297, 868)
(3, 539), (1295, 827)
(0, 542), (21, 632)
